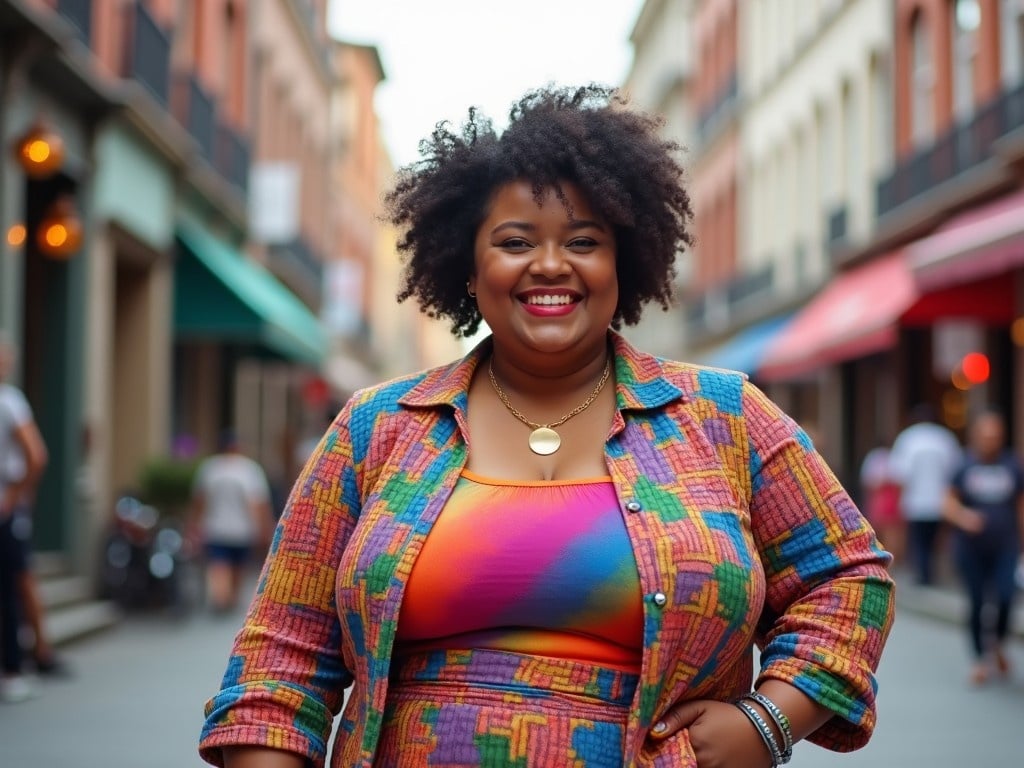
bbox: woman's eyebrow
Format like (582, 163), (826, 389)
(490, 219), (606, 235)
(491, 221), (535, 235)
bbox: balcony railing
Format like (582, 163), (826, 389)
(686, 263), (775, 334)
(183, 74), (216, 161)
(877, 79), (1024, 217)
(725, 263), (774, 308)
(214, 121), (251, 195)
(170, 70), (250, 195)
(122, 2), (171, 105)
(57, 0), (92, 44)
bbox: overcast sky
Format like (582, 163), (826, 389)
(328, 1), (646, 168)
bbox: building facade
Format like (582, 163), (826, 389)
(0, 0), (336, 583)
(628, 0), (1023, 487)
(623, 0), (697, 359)
(737, 0), (897, 479)
(235, 0), (337, 494)
(755, 0), (1024, 484)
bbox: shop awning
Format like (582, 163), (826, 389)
(909, 188), (1024, 291)
(758, 251), (918, 381)
(698, 313), (795, 375)
(174, 222), (326, 367)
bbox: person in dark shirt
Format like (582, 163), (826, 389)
(945, 409), (1024, 685)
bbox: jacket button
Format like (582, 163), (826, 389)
(653, 592), (667, 607)
(625, 500), (642, 513)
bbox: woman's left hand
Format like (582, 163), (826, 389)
(650, 698), (774, 768)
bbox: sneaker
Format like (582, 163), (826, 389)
(969, 662), (990, 686)
(0, 675), (35, 703)
(33, 654), (71, 678)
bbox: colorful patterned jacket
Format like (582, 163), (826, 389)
(199, 332), (894, 767)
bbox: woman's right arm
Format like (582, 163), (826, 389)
(200, 399), (364, 766)
(223, 746), (307, 768)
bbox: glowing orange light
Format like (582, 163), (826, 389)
(961, 352), (990, 384)
(26, 140), (52, 163)
(43, 224), (68, 248)
(36, 196), (82, 259)
(13, 121), (64, 179)
(6, 224), (27, 247)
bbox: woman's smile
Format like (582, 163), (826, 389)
(518, 288), (583, 316)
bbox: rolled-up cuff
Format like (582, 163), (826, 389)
(756, 657), (877, 752)
(199, 682), (332, 767)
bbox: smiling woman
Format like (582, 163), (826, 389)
(199, 85), (895, 768)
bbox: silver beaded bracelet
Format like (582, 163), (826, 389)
(744, 691), (794, 763)
(735, 699), (784, 767)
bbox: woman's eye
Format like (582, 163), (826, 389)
(568, 238), (598, 250)
(500, 238), (532, 249)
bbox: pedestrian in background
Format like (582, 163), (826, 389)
(890, 403), (963, 585)
(188, 430), (272, 614)
(944, 409), (1024, 685)
(199, 84), (894, 768)
(859, 439), (905, 566)
(0, 333), (57, 702)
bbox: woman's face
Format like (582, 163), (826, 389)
(469, 180), (617, 360)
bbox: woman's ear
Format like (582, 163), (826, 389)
(467, 276), (477, 298)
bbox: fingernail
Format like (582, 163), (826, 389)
(651, 721), (667, 736)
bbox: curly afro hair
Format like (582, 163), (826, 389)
(385, 84), (694, 338)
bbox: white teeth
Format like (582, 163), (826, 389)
(525, 294), (574, 305)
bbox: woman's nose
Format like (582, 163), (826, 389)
(529, 241), (571, 276)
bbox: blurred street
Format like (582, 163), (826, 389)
(789, 607), (1024, 767)
(1, 583), (1021, 768)
(0, 601), (249, 768)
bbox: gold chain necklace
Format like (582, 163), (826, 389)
(487, 358), (612, 456)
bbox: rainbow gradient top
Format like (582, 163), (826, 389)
(395, 470), (643, 672)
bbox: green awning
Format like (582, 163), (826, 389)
(174, 222), (326, 366)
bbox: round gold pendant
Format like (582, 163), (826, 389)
(528, 427), (561, 455)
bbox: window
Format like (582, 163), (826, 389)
(869, 52), (894, 173)
(1000, 0), (1024, 85)
(842, 82), (859, 210)
(910, 12), (935, 147)
(952, 0), (981, 119)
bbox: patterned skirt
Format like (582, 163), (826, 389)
(376, 649), (640, 767)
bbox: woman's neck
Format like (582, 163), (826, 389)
(486, 342), (612, 400)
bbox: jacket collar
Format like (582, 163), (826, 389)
(398, 330), (687, 413)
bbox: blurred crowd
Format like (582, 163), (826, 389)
(859, 404), (1024, 685)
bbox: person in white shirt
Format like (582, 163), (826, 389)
(889, 404), (963, 585)
(189, 431), (272, 613)
(0, 334), (53, 701)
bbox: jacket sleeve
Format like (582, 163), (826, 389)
(199, 398), (363, 767)
(742, 382), (895, 752)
